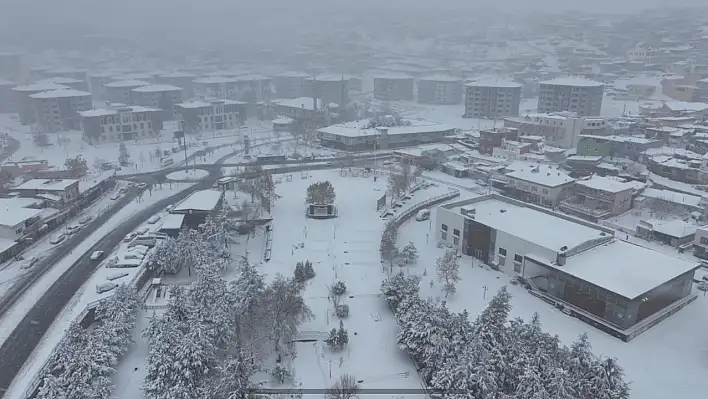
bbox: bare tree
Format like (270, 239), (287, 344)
(327, 374), (359, 399)
(263, 274), (314, 359)
(436, 250), (461, 297)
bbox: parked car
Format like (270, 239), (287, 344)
(90, 251), (104, 261)
(49, 234), (65, 245)
(79, 215), (93, 224)
(138, 182), (147, 188)
(415, 209), (431, 221)
(123, 252), (144, 260)
(135, 227), (149, 235)
(96, 282), (118, 293)
(110, 193), (121, 201)
(128, 235), (156, 248)
(66, 225), (81, 235)
(21, 256), (40, 269)
(123, 233), (137, 242)
(147, 215), (162, 224)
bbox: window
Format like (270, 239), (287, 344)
(701, 237), (708, 245)
(514, 262), (522, 273)
(498, 256), (506, 266)
(514, 254), (523, 263)
(441, 224), (448, 231)
(453, 228), (460, 237)
(498, 248), (507, 256)
(453, 236), (459, 245)
(542, 188), (549, 194)
(441, 232), (448, 240)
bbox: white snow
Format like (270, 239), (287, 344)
(505, 165), (574, 187)
(641, 188), (702, 208)
(318, 119), (454, 138)
(28, 89), (91, 99)
(130, 84), (182, 93)
(13, 178), (78, 191)
(540, 76), (605, 87)
(165, 169), (209, 181)
(0, 206), (43, 227)
(159, 213), (185, 230)
(576, 175), (635, 193)
(418, 74), (461, 83)
(171, 189), (222, 212)
(11, 82), (70, 92)
(464, 78), (522, 88)
(103, 79), (151, 88)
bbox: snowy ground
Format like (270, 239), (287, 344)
(396, 213), (708, 399)
(2, 182), (196, 399)
(165, 169), (210, 181)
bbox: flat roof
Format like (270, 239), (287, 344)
(29, 89), (91, 99)
(318, 119), (455, 138)
(549, 240), (699, 299)
(160, 213), (186, 230)
(505, 165), (575, 187)
(104, 79), (151, 88)
(465, 78), (521, 88)
(79, 105), (160, 117)
(449, 197), (609, 253)
(0, 238), (19, 254)
(38, 77), (83, 84)
(176, 99), (245, 109)
(540, 77), (605, 87)
(275, 71), (310, 78)
(641, 188), (702, 208)
(131, 84), (182, 93)
(0, 206), (43, 227)
(172, 189), (222, 212)
(14, 178), (79, 191)
(0, 198), (44, 208)
(12, 82), (70, 92)
(579, 134), (659, 145)
(273, 97), (322, 111)
(576, 175), (635, 193)
(418, 74), (461, 83)
(193, 76), (238, 84)
(643, 219), (697, 238)
(158, 72), (196, 78)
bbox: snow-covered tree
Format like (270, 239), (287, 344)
(208, 350), (259, 399)
(387, 163), (420, 202)
(326, 373), (359, 399)
(306, 180), (336, 204)
(399, 241), (418, 264)
(435, 250), (460, 297)
(64, 155), (89, 178)
(325, 320), (349, 350)
(335, 304), (350, 318)
(380, 221), (398, 265)
(590, 357), (631, 399)
(230, 260), (267, 351)
(119, 142), (130, 164)
(294, 260), (315, 283)
(380, 272), (420, 312)
(262, 274), (314, 357)
(33, 131), (49, 147)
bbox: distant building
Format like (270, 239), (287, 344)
(0, 79), (15, 113)
(576, 135), (663, 160)
(80, 105), (163, 143)
(373, 73), (415, 101)
(273, 71), (309, 99)
(14, 178), (80, 203)
(504, 164), (576, 208)
(479, 128), (519, 154)
(41, 68), (88, 84)
(417, 75), (463, 105)
(130, 85), (183, 120)
(537, 77), (604, 116)
(0, 159), (49, 178)
(304, 75), (349, 106)
(29, 89), (93, 132)
(88, 71), (119, 101)
(317, 119), (455, 151)
(231, 73), (272, 102)
(560, 175), (635, 221)
(12, 82), (71, 125)
(504, 112), (609, 149)
(463, 79), (522, 118)
(271, 97), (322, 120)
(155, 72), (196, 98)
(103, 80), (151, 104)
(175, 99), (246, 134)
(37, 76), (88, 92)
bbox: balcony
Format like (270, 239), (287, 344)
(559, 198), (612, 219)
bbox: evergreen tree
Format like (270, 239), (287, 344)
(380, 273), (420, 312)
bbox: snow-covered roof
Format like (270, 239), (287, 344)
(579, 134), (659, 145)
(548, 240), (699, 299)
(192, 76), (237, 84)
(172, 189), (222, 212)
(505, 165), (575, 187)
(79, 105), (160, 117)
(272, 97), (322, 111)
(29, 89), (91, 99)
(576, 175), (635, 193)
(131, 84), (182, 93)
(45, 67), (86, 74)
(158, 71), (195, 78)
(540, 77), (605, 87)
(38, 77), (83, 84)
(663, 101), (708, 112)
(642, 219), (697, 238)
(12, 82), (70, 92)
(373, 72), (414, 80)
(641, 188), (702, 208)
(274, 71), (310, 78)
(465, 78), (522, 88)
(418, 74), (461, 83)
(104, 79), (151, 88)
(232, 73), (271, 82)
(110, 73), (153, 81)
(0, 78), (14, 86)
(15, 178), (79, 191)
(318, 119), (455, 138)
(305, 74), (350, 82)
(0, 205), (43, 227)
(160, 213), (185, 230)
(272, 117), (294, 125)
(175, 99), (245, 109)
(0, 238), (19, 253)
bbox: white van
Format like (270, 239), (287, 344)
(415, 209), (431, 222)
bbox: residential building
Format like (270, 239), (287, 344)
(103, 80), (151, 104)
(537, 77), (604, 116)
(175, 99), (246, 134)
(0, 52), (22, 81)
(479, 128), (519, 154)
(392, 143), (460, 165)
(504, 164), (576, 208)
(304, 75), (349, 106)
(576, 134), (663, 159)
(626, 46), (657, 63)
(38, 77), (88, 92)
(317, 119), (455, 151)
(463, 79), (522, 118)
(0, 79), (15, 113)
(88, 71), (118, 101)
(0, 204), (42, 255)
(643, 148), (703, 184)
(273, 72), (309, 99)
(504, 112), (608, 149)
(636, 219), (697, 247)
(155, 72), (196, 98)
(231, 73), (272, 102)
(692, 225), (708, 259)
(435, 194), (700, 340)
(491, 140), (534, 159)
(130, 85), (183, 120)
(639, 188), (704, 215)
(12, 82), (70, 125)
(14, 178), (80, 203)
(417, 75), (463, 105)
(29, 89), (93, 132)
(271, 97), (322, 120)
(41, 68), (88, 83)
(559, 175), (634, 221)
(373, 73), (415, 101)
(192, 76), (239, 100)
(80, 105), (163, 143)
(1, 159), (49, 178)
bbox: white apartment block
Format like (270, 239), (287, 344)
(463, 79), (522, 119)
(504, 164), (576, 208)
(130, 84), (183, 120)
(537, 77), (604, 117)
(175, 99), (246, 134)
(627, 47), (657, 63)
(30, 89), (93, 132)
(504, 112), (608, 149)
(80, 105), (163, 143)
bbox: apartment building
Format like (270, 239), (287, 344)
(193, 76), (240, 100)
(373, 73), (415, 101)
(103, 80), (151, 104)
(130, 85), (183, 120)
(88, 71), (124, 101)
(417, 74), (463, 105)
(504, 112), (608, 149)
(504, 164), (576, 208)
(479, 127), (519, 154)
(559, 175), (634, 221)
(41, 68), (88, 84)
(0, 79), (15, 113)
(537, 77), (604, 116)
(80, 105), (163, 143)
(232, 73), (272, 102)
(463, 79), (522, 118)
(273, 71), (309, 99)
(38, 77), (88, 92)
(155, 72), (196, 98)
(12, 82), (71, 125)
(29, 89), (92, 132)
(175, 99), (246, 134)
(304, 75), (349, 106)
(692, 225), (708, 259)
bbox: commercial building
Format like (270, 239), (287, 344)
(537, 77), (605, 116)
(14, 178), (80, 203)
(155, 72), (196, 98)
(304, 74), (349, 106)
(436, 194), (700, 340)
(175, 99), (246, 134)
(30, 89), (93, 132)
(12, 82), (71, 125)
(463, 79), (522, 118)
(373, 73), (415, 101)
(504, 112), (609, 149)
(317, 119), (455, 151)
(417, 75), (463, 105)
(80, 105), (163, 143)
(559, 175), (635, 221)
(273, 71), (309, 99)
(38, 77), (88, 92)
(170, 189), (224, 227)
(0, 79), (15, 113)
(504, 164), (575, 208)
(1, 159), (49, 178)
(103, 80), (151, 104)
(130, 85), (183, 120)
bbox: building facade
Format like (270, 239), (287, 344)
(317, 119), (455, 151)
(38, 77), (88, 92)
(576, 134), (663, 159)
(103, 80), (151, 104)
(417, 75), (463, 105)
(479, 128), (519, 154)
(12, 82), (71, 125)
(273, 72), (309, 99)
(30, 89), (93, 132)
(130, 85), (183, 120)
(14, 178), (80, 202)
(505, 165), (576, 208)
(304, 75), (349, 106)
(463, 80), (522, 118)
(537, 77), (604, 116)
(80, 105), (163, 143)
(155, 72), (196, 99)
(373, 74), (415, 101)
(175, 99), (246, 134)
(559, 176), (634, 221)
(504, 112), (609, 149)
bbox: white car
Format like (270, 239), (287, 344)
(123, 233), (136, 242)
(66, 225), (81, 235)
(49, 234), (65, 245)
(110, 193), (121, 200)
(138, 182), (147, 188)
(90, 251), (104, 261)
(79, 215), (93, 224)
